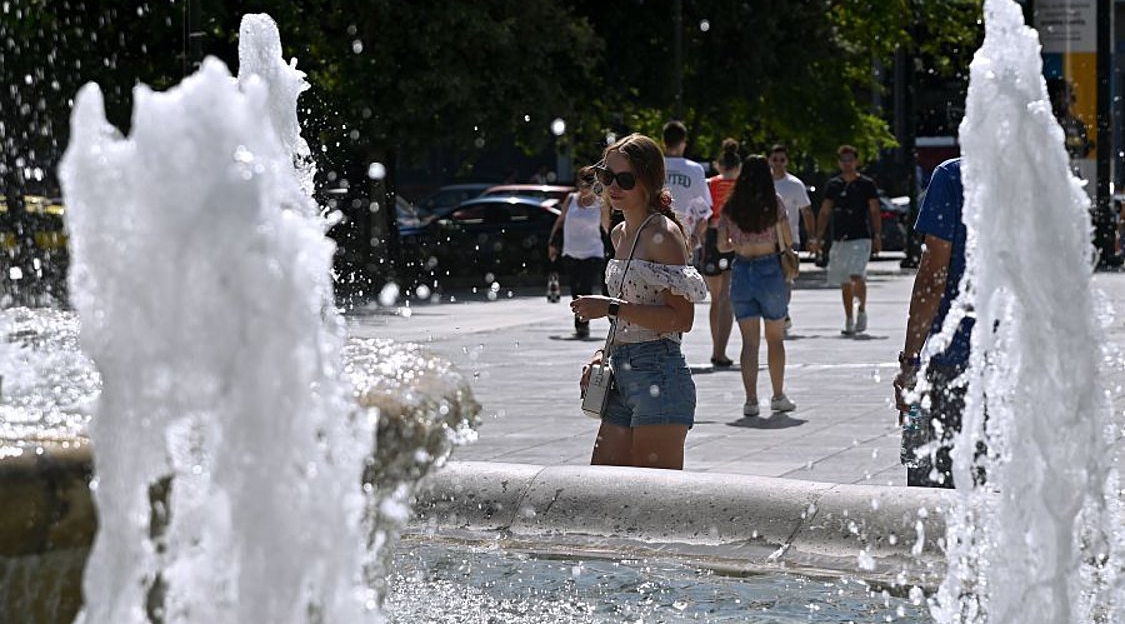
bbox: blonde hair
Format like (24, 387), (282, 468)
(602, 133), (685, 237)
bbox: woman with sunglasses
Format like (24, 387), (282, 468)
(547, 165), (612, 338)
(570, 134), (708, 470)
(716, 155), (797, 418)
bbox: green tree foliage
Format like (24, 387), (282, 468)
(572, 0), (981, 169)
(3, 0), (983, 186)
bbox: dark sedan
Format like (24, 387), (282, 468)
(401, 196), (561, 278)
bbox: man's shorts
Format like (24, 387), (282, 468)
(826, 238), (872, 286)
(729, 254), (788, 321)
(604, 339), (695, 428)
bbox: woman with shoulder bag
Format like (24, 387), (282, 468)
(716, 155), (797, 418)
(570, 134), (708, 470)
(547, 166), (612, 338)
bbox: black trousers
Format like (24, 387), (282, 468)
(564, 255), (603, 331)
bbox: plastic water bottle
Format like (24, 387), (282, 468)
(900, 404), (928, 467)
(546, 273), (561, 303)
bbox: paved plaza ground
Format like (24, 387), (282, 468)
(348, 254), (1125, 487)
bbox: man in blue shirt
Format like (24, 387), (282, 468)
(893, 157), (975, 488)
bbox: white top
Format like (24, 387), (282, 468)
(561, 194), (606, 260)
(605, 259), (708, 344)
(664, 157), (712, 243)
(773, 172), (811, 244)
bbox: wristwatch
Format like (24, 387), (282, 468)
(607, 301), (621, 319)
(898, 351), (920, 368)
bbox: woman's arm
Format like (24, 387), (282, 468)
(547, 195), (571, 260)
(716, 215), (734, 253)
(569, 218), (694, 333)
(779, 213), (795, 249)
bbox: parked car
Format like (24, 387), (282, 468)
(879, 194), (910, 252)
(479, 184), (574, 205)
(808, 192), (910, 264)
(415, 183), (492, 219)
(402, 195), (561, 278)
(395, 195), (429, 236)
(0, 194), (69, 303)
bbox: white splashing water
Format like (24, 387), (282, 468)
(59, 14), (377, 624)
(934, 1), (1123, 622)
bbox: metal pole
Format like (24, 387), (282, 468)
(900, 2), (922, 268)
(1095, 0), (1117, 266)
(187, 0), (204, 74)
(672, 0), (683, 118)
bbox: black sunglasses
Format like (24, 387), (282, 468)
(594, 166), (637, 191)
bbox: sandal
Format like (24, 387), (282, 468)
(710, 356), (734, 368)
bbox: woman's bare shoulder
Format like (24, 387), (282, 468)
(643, 215), (689, 264)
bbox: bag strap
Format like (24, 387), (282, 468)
(602, 212), (660, 355)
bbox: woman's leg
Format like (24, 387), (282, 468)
(566, 256), (592, 336)
(704, 272), (733, 362)
(591, 422), (633, 466)
(631, 424), (689, 469)
(736, 317), (762, 403)
(763, 318), (787, 398)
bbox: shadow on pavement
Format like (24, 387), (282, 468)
(726, 413), (807, 429)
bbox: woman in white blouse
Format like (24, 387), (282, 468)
(571, 134), (708, 470)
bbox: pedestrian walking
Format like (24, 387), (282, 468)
(702, 138), (741, 367)
(893, 157), (976, 488)
(548, 166), (611, 338)
(571, 133), (708, 470)
(768, 144), (813, 335)
(716, 155), (797, 417)
(662, 120), (712, 256)
(809, 145), (882, 335)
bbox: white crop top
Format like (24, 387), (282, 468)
(605, 259), (708, 344)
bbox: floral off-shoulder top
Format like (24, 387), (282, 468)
(605, 259), (708, 344)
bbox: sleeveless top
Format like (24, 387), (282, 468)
(561, 194), (605, 260)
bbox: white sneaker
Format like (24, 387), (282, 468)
(842, 317), (855, 335)
(770, 395), (796, 412)
(855, 310), (867, 333)
(743, 401), (760, 417)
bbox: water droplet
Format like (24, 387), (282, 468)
(699, 19), (710, 32)
(367, 162), (386, 180)
(378, 282), (400, 306)
(550, 118), (566, 136)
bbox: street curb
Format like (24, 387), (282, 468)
(411, 461), (954, 582)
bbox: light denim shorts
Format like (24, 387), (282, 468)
(603, 339), (695, 429)
(729, 254), (789, 321)
(827, 238), (872, 286)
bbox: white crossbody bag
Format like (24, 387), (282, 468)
(581, 214), (658, 419)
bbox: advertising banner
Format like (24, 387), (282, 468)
(1035, 0), (1099, 199)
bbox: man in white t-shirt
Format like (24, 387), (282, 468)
(769, 144), (812, 335)
(662, 120), (712, 253)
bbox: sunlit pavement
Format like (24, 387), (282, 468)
(347, 254), (1125, 488)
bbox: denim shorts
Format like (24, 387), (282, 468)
(603, 339), (695, 428)
(827, 238), (872, 286)
(729, 254), (788, 321)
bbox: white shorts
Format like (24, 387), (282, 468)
(827, 239), (872, 286)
